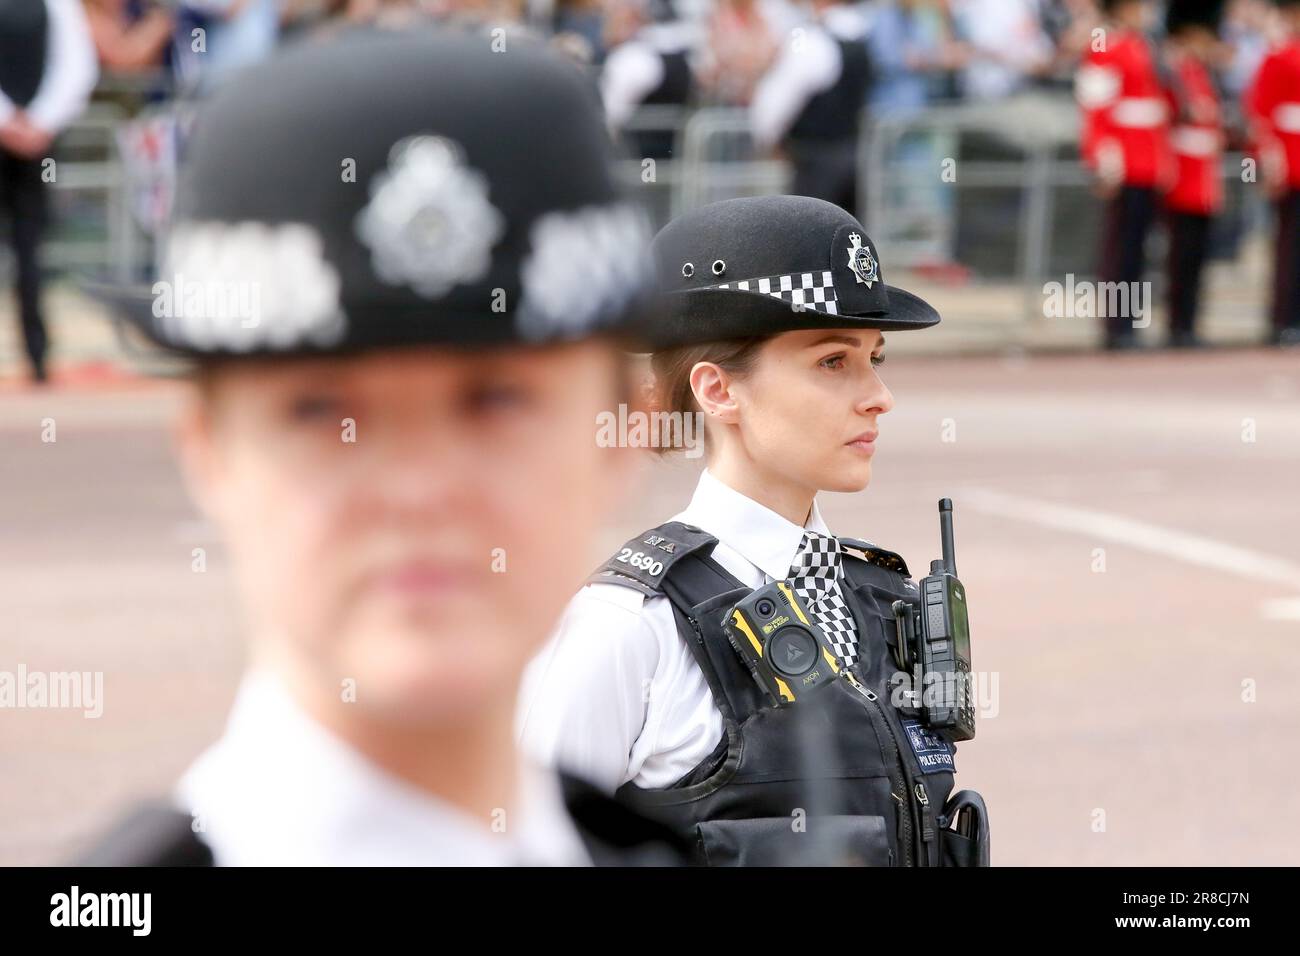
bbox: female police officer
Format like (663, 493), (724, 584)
(79, 26), (689, 866)
(519, 195), (983, 866)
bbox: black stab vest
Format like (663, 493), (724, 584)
(589, 521), (972, 866)
(0, 0), (49, 108)
(627, 47), (692, 160)
(788, 35), (871, 144)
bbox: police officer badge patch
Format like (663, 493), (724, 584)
(846, 232), (878, 288)
(901, 719), (955, 774)
(355, 135), (506, 299)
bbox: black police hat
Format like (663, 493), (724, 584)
(647, 195), (940, 348)
(1166, 0), (1226, 34)
(100, 26), (654, 357)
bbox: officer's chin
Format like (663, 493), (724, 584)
(819, 459), (873, 494)
(340, 618), (522, 719)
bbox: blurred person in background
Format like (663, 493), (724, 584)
(84, 0), (175, 75)
(866, 0), (963, 272)
(0, 0), (98, 384)
(1245, 0), (1300, 345)
(334, 0), (424, 26)
(1076, 0), (1171, 350)
(1222, 0), (1274, 96)
(697, 0), (782, 105)
(949, 0), (1054, 100)
(1039, 0), (1104, 89)
(1161, 0), (1227, 349)
(551, 0), (607, 63)
(304, 0), (428, 35)
(869, 0), (964, 117)
(172, 0), (279, 92)
(600, 0), (698, 158)
(750, 0), (872, 213)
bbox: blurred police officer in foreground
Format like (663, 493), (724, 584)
(79, 25), (688, 866)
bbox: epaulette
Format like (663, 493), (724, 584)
(586, 521), (719, 596)
(838, 536), (911, 577)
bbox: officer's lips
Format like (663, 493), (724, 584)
(846, 431), (878, 454)
(370, 561), (473, 597)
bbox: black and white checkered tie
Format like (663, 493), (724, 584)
(787, 531), (860, 666)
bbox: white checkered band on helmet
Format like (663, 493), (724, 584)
(711, 271), (839, 316)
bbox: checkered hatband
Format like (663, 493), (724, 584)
(711, 270), (839, 316)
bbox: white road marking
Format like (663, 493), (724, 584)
(1260, 598), (1300, 622)
(958, 487), (1300, 600)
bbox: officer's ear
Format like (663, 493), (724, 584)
(689, 360), (742, 424)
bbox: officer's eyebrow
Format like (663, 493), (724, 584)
(805, 333), (885, 351)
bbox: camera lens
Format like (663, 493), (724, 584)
(768, 627), (818, 677)
(755, 598), (776, 618)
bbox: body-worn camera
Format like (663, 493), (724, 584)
(890, 499), (976, 741)
(723, 581), (841, 705)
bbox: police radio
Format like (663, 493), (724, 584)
(723, 581), (842, 705)
(891, 499), (976, 741)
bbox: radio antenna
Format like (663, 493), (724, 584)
(938, 498), (957, 576)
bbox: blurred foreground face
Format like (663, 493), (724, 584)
(178, 343), (627, 725)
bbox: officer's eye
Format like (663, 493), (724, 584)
(871, 354), (886, 368)
(465, 381), (531, 414)
(819, 354), (847, 370)
(288, 393), (344, 422)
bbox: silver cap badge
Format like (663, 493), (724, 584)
(847, 232), (879, 288)
(355, 135), (505, 299)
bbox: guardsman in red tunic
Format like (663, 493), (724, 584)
(1076, 0), (1173, 349)
(1245, 0), (1300, 345)
(1161, 1), (1227, 348)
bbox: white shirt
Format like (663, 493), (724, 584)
(600, 22), (700, 131)
(0, 0), (98, 132)
(749, 5), (870, 150)
(177, 670), (591, 866)
(517, 468), (834, 793)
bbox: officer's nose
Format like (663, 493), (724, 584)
(857, 371), (894, 417)
(365, 415), (477, 516)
